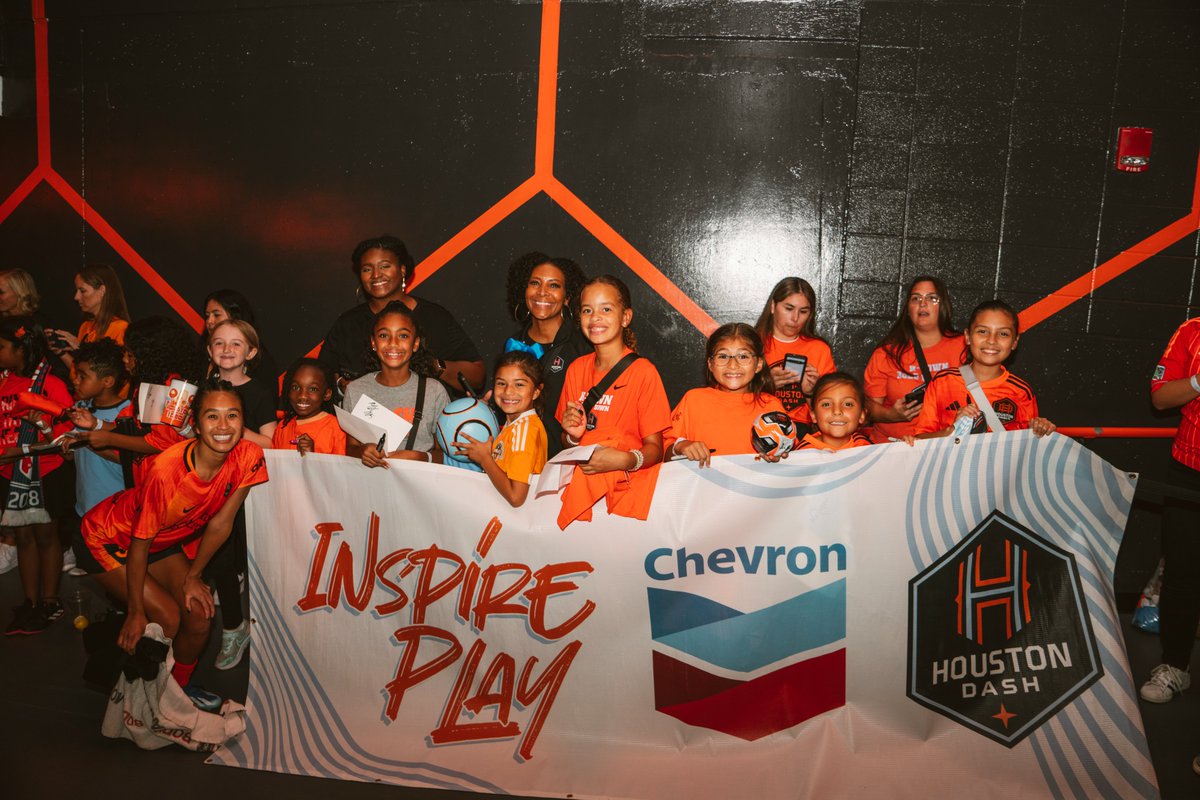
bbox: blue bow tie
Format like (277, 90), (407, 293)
(504, 338), (546, 360)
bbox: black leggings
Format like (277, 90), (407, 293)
(1159, 457), (1200, 668)
(205, 507), (247, 631)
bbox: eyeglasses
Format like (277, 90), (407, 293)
(909, 293), (941, 305)
(710, 353), (755, 365)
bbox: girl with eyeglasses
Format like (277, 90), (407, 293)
(862, 276), (965, 442)
(666, 323), (783, 468)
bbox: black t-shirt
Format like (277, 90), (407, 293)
(319, 298), (481, 382)
(233, 377), (279, 433)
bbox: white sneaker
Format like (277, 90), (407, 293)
(1140, 663), (1190, 703)
(0, 543), (16, 575)
(61, 547), (76, 573)
(214, 620), (251, 670)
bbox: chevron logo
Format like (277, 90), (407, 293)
(647, 580), (846, 740)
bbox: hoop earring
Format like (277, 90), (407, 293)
(562, 304), (573, 321)
(514, 303), (531, 323)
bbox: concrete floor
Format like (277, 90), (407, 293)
(2, 568), (1196, 799)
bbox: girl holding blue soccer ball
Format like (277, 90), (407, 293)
(455, 352), (549, 507)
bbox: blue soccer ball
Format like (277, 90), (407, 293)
(435, 397), (500, 472)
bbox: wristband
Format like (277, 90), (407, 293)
(93, 417), (105, 431)
(565, 432), (580, 447)
(21, 444), (31, 455)
(425, 451), (433, 463)
(1191, 375), (1200, 394)
(630, 448), (645, 471)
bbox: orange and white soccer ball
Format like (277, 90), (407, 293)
(751, 411), (797, 457)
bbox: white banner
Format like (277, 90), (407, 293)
(211, 432), (1158, 800)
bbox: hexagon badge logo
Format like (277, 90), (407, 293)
(907, 510), (1102, 747)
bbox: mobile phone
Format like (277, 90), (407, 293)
(783, 353), (807, 382)
(903, 383), (927, 405)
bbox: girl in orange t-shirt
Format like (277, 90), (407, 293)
(796, 372), (873, 452)
(667, 322), (785, 467)
(755, 277), (835, 430)
(863, 275), (965, 442)
(556, 275), (671, 529)
(272, 358), (345, 456)
(911, 301), (1055, 439)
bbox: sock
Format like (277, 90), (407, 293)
(172, 659), (197, 687)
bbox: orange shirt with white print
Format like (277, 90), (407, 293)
(667, 387), (786, 456)
(762, 335), (835, 426)
(863, 334), (965, 441)
(554, 351), (671, 528)
(912, 366), (1038, 436)
(492, 410), (548, 484)
(555, 352), (672, 449)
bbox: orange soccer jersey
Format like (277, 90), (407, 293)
(912, 367), (1038, 436)
(796, 432), (873, 452)
(666, 387), (786, 457)
(1152, 317), (1200, 470)
(554, 352), (671, 529)
(491, 410), (548, 484)
(762, 335), (835, 427)
(272, 412), (347, 455)
(862, 335), (966, 441)
(81, 439), (268, 572)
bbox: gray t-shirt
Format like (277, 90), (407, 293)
(341, 371), (450, 452)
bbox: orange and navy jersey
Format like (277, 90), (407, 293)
(0, 372), (73, 479)
(666, 387), (786, 456)
(1152, 317), (1200, 470)
(912, 367), (1038, 436)
(81, 439), (267, 571)
(555, 352), (671, 449)
(862, 335), (966, 441)
(491, 410), (548, 485)
(796, 432), (872, 452)
(762, 336), (835, 426)
(272, 412), (346, 455)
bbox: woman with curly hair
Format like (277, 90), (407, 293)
(502, 252), (591, 455)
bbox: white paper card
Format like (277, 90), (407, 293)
(346, 394), (413, 452)
(137, 383), (170, 425)
(534, 444), (598, 497)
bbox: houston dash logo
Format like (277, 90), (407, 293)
(908, 511), (1102, 747)
(644, 544), (847, 740)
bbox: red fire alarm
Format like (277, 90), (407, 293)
(1116, 127), (1153, 173)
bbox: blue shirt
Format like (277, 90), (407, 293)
(74, 399), (131, 516)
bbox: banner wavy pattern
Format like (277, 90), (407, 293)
(903, 432), (1155, 800)
(206, 557), (505, 795)
(690, 445), (890, 499)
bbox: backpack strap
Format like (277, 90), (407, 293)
(583, 353), (640, 415)
(958, 364), (1005, 433)
(403, 374), (427, 451)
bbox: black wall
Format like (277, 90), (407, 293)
(1, 0), (1198, 594)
